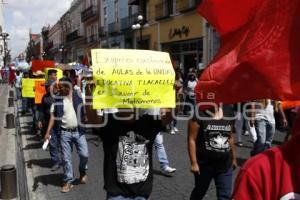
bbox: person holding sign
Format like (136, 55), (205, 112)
(93, 108), (172, 200)
(44, 77), (89, 193)
(85, 83), (173, 200)
(88, 49), (175, 199)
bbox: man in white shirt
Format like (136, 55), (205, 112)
(45, 77), (89, 193)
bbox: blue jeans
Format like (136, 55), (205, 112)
(49, 129), (61, 166)
(190, 167), (233, 200)
(107, 195), (147, 200)
(15, 87), (21, 100)
(60, 130), (89, 183)
(154, 133), (169, 170)
(22, 97), (28, 112)
(234, 111), (249, 143)
(252, 119), (275, 155)
(170, 119), (177, 128)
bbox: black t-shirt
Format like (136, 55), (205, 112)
(100, 114), (163, 198)
(193, 105), (235, 173)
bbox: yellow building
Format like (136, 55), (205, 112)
(133, 0), (204, 76)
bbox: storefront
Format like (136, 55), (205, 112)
(159, 12), (204, 77)
(162, 38), (203, 77)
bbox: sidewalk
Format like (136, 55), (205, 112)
(19, 113), (105, 200)
(0, 84), (18, 200)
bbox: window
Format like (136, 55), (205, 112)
(114, 0), (119, 23)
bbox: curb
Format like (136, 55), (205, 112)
(0, 85), (18, 200)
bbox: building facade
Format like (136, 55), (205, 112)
(48, 21), (62, 62)
(100, 0), (139, 49)
(36, 0), (209, 72)
(81, 0), (101, 64)
(67, 0), (85, 63)
(128, 0), (203, 76)
(0, 0), (4, 67)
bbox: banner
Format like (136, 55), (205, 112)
(22, 78), (44, 98)
(34, 80), (46, 104)
(44, 68), (63, 80)
(282, 101), (300, 110)
(92, 49), (175, 109)
(31, 60), (55, 72)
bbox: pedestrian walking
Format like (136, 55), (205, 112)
(234, 102), (250, 147)
(183, 73), (197, 115)
(87, 106), (172, 200)
(44, 77), (89, 193)
(188, 104), (237, 200)
(154, 132), (176, 174)
(14, 71), (22, 101)
(250, 99), (287, 156)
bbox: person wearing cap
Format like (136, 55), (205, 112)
(44, 77), (89, 193)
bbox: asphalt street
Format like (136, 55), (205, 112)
(19, 112), (286, 200)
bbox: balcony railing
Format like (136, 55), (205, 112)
(120, 13), (138, 31)
(66, 30), (79, 42)
(98, 26), (107, 37)
(176, 0), (201, 13)
(108, 22), (120, 34)
(81, 5), (97, 22)
(155, 0), (171, 20)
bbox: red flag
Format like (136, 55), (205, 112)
(195, 0), (300, 104)
(31, 60), (55, 72)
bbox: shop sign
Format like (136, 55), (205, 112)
(169, 26), (190, 39)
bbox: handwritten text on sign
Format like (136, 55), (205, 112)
(92, 49), (176, 109)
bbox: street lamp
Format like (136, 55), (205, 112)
(0, 32), (10, 67)
(59, 45), (66, 63)
(132, 15), (145, 49)
(42, 51), (47, 60)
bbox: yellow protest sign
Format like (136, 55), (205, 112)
(22, 78), (45, 98)
(35, 80), (46, 104)
(44, 68), (63, 80)
(92, 49), (176, 109)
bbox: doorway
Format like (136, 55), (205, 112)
(183, 53), (197, 77)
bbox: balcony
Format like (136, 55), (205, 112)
(81, 5), (97, 22)
(108, 22), (120, 34)
(86, 35), (97, 44)
(66, 30), (80, 42)
(176, 0), (201, 13)
(155, 0), (171, 20)
(120, 13), (138, 31)
(98, 26), (107, 37)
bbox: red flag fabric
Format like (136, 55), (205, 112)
(31, 60), (55, 72)
(195, 0), (300, 104)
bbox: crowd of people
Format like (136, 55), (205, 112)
(6, 66), (299, 200)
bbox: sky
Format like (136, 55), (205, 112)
(3, 0), (73, 59)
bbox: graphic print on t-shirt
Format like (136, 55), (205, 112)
(280, 192), (300, 200)
(205, 124), (231, 152)
(116, 131), (150, 184)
